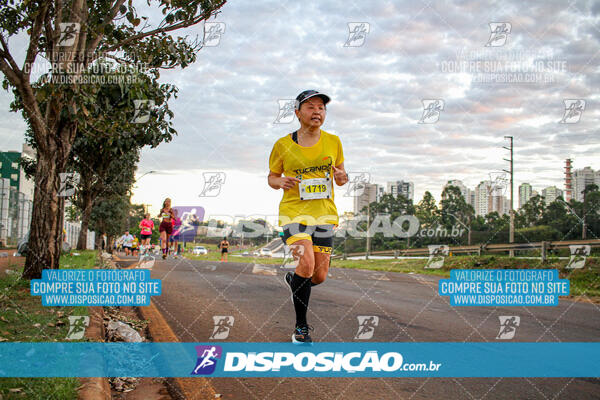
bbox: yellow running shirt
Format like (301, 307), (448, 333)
(269, 129), (344, 227)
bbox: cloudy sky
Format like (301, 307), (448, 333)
(1, 0), (598, 223)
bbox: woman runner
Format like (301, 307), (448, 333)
(268, 90), (348, 344)
(170, 209), (182, 258)
(158, 198), (175, 259)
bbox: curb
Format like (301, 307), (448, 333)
(77, 306), (111, 400)
(137, 300), (218, 400)
(114, 253), (218, 399)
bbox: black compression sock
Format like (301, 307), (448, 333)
(290, 273), (312, 327)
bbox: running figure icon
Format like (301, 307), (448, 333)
(193, 346), (218, 374)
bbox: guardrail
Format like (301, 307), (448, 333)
(333, 239), (600, 261)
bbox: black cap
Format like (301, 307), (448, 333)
(295, 90), (331, 110)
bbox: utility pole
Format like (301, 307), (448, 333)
(365, 202), (370, 260)
(503, 136), (514, 257)
(582, 187), (588, 240)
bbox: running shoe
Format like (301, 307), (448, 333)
(162, 253), (166, 260)
(292, 325), (314, 345)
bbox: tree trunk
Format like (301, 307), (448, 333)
(22, 150), (65, 278)
(76, 191), (93, 250)
(22, 123), (77, 280)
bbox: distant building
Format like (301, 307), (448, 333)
(541, 186), (564, 205)
(489, 194), (510, 216)
(0, 144), (34, 244)
(376, 185), (385, 202)
(467, 189), (476, 209)
(386, 180), (414, 202)
(353, 183), (380, 214)
(564, 159), (573, 201)
(572, 166), (600, 202)
(474, 181), (492, 216)
(0, 144), (35, 200)
(519, 183), (533, 209)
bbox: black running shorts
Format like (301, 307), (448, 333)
(281, 224), (334, 254)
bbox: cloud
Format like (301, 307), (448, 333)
(0, 0), (598, 216)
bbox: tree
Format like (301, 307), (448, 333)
(68, 68), (177, 249)
(440, 185), (474, 244)
(72, 147), (139, 249)
(0, 0), (226, 279)
(539, 197), (579, 240)
(581, 184), (600, 240)
(415, 191), (438, 227)
(361, 193), (415, 250)
(89, 192), (131, 251)
(516, 194), (545, 228)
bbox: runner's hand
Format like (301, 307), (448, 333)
(278, 176), (301, 190)
(332, 165), (348, 185)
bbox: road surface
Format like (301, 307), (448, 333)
(116, 256), (600, 400)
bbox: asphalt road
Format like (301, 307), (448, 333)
(116, 256), (600, 400)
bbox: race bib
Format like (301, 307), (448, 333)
(299, 177), (331, 200)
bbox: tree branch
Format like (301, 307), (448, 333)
(44, 7), (55, 63)
(24, 2), (50, 78)
(0, 35), (22, 78)
(0, 57), (21, 88)
(75, 0), (89, 65)
(91, 1), (226, 62)
(85, 0), (127, 60)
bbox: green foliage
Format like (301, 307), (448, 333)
(440, 185), (475, 230)
(517, 194), (545, 228)
(1, 0), (226, 275)
(415, 191), (438, 226)
(514, 225), (561, 242)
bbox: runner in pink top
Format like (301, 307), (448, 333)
(139, 213), (154, 254)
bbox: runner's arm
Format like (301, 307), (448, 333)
(268, 171), (300, 190)
(332, 163), (349, 186)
